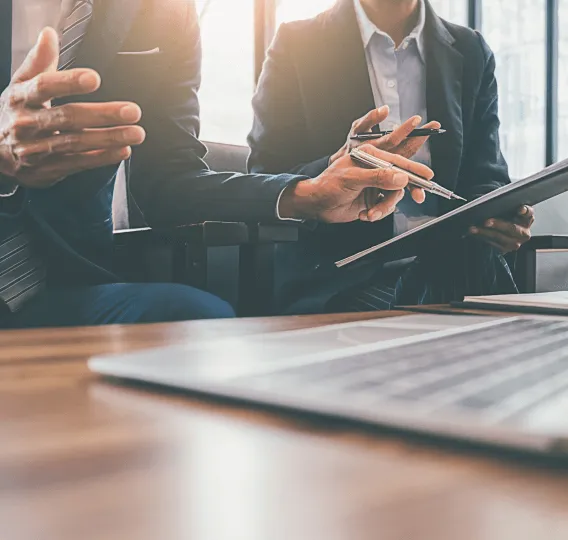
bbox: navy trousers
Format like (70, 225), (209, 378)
(1, 283), (235, 329)
(328, 238), (519, 313)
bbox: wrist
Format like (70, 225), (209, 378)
(278, 179), (318, 221)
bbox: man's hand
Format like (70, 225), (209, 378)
(329, 105), (441, 205)
(0, 27), (146, 189)
(470, 206), (535, 253)
(279, 144), (434, 223)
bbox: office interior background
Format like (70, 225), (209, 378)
(195, 0), (568, 234)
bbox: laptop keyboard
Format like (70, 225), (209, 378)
(236, 319), (568, 420)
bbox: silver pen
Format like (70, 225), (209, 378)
(350, 147), (467, 202)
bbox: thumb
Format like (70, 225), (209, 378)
(13, 27), (60, 83)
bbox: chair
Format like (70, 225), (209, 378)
(516, 236), (568, 293)
(112, 144), (251, 312)
(113, 145), (568, 316)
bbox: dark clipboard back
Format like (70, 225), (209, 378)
(336, 159), (568, 267)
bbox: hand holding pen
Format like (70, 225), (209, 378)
(329, 105), (442, 192)
(351, 147), (467, 203)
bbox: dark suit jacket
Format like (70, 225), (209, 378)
(247, 0), (511, 314)
(0, 0), (297, 289)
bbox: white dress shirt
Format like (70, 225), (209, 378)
(353, 0), (438, 235)
(11, 0), (63, 75)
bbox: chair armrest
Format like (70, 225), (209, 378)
(515, 235), (568, 294)
(247, 223), (300, 244)
(523, 235), (568, 251)
(113, 223), (249, 310)
(114, 221), (249, 248)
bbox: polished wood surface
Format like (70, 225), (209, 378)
(1, 311), (568, 540)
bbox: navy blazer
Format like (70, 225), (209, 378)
(247, 0), (511, 314)
(0, 0), (297, 288)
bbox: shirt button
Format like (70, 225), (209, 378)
(387, 80), (396, 88)
(402, 42), (409, 50)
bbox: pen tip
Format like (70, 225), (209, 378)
(453, 194), (468, 202)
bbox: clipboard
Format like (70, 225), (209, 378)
(336, 159), (568, 268)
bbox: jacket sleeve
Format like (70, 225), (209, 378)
(128, 1), (301, 228)
(458, 32), (511, 201)
(247, 24), (332, 178)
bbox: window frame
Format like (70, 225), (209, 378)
(252, 0), (561, 166)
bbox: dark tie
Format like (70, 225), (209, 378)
(329, 241), (518, 313)
(58, 1), (94, 70)
(0, 1), (93, 315)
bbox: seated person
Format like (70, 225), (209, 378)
(248, 0), (535, 314)
(0, 0), (420, 328)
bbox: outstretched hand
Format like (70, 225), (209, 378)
(0, 27), (145, 188)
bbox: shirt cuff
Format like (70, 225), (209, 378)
(275, 185), (303, 222)
(0, 177), (19, 197)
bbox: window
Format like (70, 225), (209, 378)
(196, 0), (255, 145)
(428, 0), (468, 26)
(560, 0), (568, 160)
(276, 0), (336, 25)
(483, 0), (547, 178)
(195, 0), (564, 178)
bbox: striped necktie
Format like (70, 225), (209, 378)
(58, 0), (94, 70)
(0, 1), (94, 315)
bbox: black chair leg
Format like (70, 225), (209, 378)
(514, 248), (537, 294)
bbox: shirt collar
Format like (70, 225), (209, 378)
(353, 0), (426, 61)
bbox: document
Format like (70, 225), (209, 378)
(336, 159), (568, 268)
(457, 291), (568, 315)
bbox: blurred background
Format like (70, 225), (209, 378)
(195, 0), (568, 233)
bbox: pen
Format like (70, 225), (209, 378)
(350, 147), (467, 202)
(351, 128), (446, 142)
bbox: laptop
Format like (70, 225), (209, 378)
(89, 314), (568, 457)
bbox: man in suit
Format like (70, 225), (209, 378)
(0, 0), (425, 328)
(248, 0), (535, 314)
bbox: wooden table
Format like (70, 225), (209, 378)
(1, 311), (568, 540)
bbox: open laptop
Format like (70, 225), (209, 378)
(89, 314), (568, 457)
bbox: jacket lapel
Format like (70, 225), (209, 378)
(424, 1), (464, 195)
(322, 0), (376, 131)
(72, 0), (143, 79)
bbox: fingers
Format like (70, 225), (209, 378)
(482, 218), (532, 242)
(361, 189), (405, 222)
(393, 120), (442, 158)
(12, 27), (59, 83)
(515, 205), (535, 227)
(358, 144), (435, 179)
(345, 166), (409, 192)
(12, 102), (143, 136)
(469, 227), (515, 253)
(381, 115), (422, 147)
(409, 186), (426, 204)
(469, 225), (527, 253)
(13, 126), (146, 159)
(353, 105), (390, 134)
(9, 69), (101, 107)
(17, 147), (132, 188)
